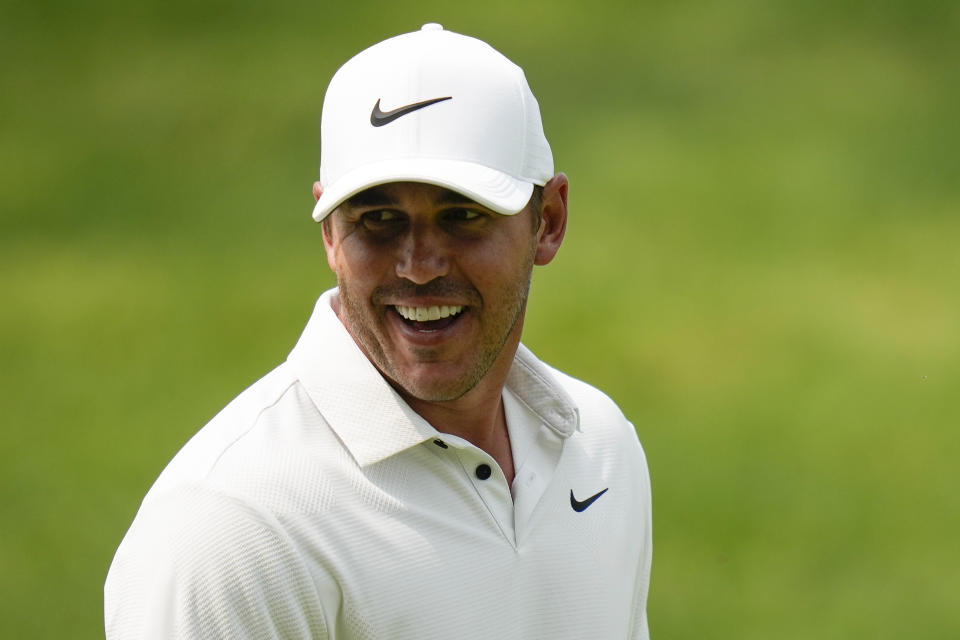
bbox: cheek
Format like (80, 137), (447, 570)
(470, 247), (535, 299)
(333, 250), (401, 311)
(490, 232), (537, 271)
(329, 237), (385, 280)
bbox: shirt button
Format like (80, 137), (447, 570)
(433, 439), (448, 449)
(475, 464), (492, 480)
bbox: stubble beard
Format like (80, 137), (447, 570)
(335, 270), (532, 404)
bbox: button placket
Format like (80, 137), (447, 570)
(450, 448), (515, 546)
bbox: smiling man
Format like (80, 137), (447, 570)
(106, 24), (652, 640)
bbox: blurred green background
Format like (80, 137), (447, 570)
(2, 0), (958, 637)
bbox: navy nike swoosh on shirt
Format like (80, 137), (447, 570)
(570, 488), (609, 512)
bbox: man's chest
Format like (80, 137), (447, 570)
(276, 443), (645, 639)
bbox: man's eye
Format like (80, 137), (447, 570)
(361, 210), (403, 229)
(447, 209), (483, 222)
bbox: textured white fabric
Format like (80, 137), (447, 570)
(105, 288), (652, 639)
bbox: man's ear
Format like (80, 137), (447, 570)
(534, 173), (568, 266)
(322, 222), (339, 274)
(315, 182), (339, 273)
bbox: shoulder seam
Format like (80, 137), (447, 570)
(203, 376), (301, 480)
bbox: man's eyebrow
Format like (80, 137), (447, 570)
(436, 189), (479, 206)
(342, 186), (394, 209)
(342, 185), (481, 210)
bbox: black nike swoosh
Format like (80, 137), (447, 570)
(370, 96), (452, 127)
(570, 488), (609, 512)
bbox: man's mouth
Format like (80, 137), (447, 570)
(393, 304), (465, 331)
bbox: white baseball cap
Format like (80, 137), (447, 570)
(311, 23), (554, 222)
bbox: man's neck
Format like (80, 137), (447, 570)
(330, 291), (519, 486)
(398, 359), (516, 487)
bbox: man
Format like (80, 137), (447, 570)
(105, 23), (652, 639)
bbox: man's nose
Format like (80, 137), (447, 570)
(395, 226), (451, 284)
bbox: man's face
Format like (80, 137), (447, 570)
(323, 182), (542, 403)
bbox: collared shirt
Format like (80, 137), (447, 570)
(105, 288), (652, 639)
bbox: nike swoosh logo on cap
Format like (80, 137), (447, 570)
(370, 96), (452, 127)
(570, 488), (609, 513)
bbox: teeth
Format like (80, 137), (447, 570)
(395, 305), (464, 322)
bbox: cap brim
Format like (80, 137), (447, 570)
(312, 158), (536, 222)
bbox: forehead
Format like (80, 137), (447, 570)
(341, 182), (480, 210)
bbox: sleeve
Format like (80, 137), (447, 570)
(104, 486), (334, 639)
(629, 431), (653, 640)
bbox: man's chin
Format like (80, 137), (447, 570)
(387, 369), (477, 405)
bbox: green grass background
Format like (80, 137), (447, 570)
(2, 0), (958, 637)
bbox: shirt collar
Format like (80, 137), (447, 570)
(286, 288), (580, 468)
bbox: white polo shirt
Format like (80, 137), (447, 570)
(105, 288), (652, 639)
